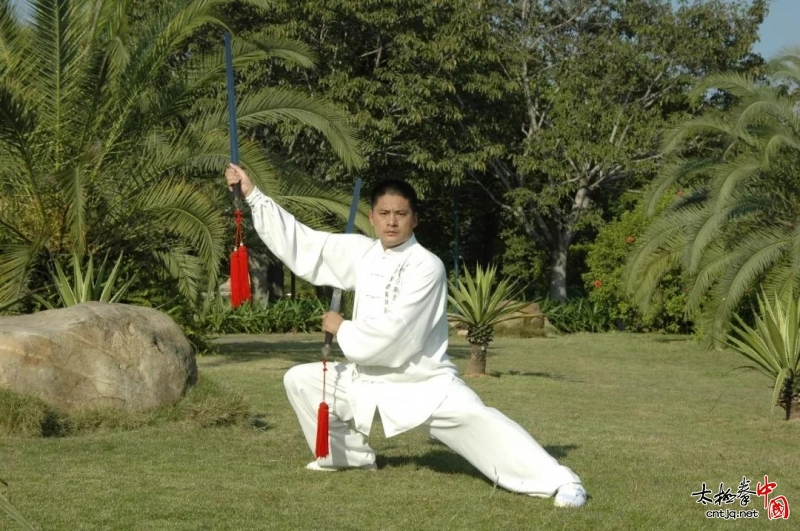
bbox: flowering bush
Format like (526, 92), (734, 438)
(583, 207), (691, 333)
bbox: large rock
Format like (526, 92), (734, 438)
(494, 301), (546, 330)
(0, 302), (197, 412)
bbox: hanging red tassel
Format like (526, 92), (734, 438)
(230, 209), (251, 308)
(315, 402), (330, 458)
(315, 357), (330, 458)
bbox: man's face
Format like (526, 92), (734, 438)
(369, 193), (418, 249)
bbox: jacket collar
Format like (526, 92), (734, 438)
(381, 234), (417, 254)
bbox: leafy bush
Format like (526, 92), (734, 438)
(0, 374), (251, 437)
(204, 297), (327, 335)
(583, 207), (691, 333)
(536, 297), (611, 333)
(498, 231), (550, 298)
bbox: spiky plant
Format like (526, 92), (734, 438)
(0, 0), (366, 310)
(448, 264), (528, 375)
(32, 250), (133, 308)
(726, 290), (800, 420)
(626, 47), (800, 344)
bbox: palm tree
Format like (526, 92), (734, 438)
(0, 0), (366, 309)
(626, 47), (800, 344)
(448, 264), (528, 375)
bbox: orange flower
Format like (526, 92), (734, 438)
(593, 279), (602, 288)
(626, 236), (635, 244)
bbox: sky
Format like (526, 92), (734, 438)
(7, 0), (798, 59)
(752, 0), (798, 58)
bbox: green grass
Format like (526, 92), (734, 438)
(0, 375), (251, 438)
(2, 333), (799, 530)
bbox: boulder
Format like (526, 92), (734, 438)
(0, 302), (197, 412)
(449, 301), (557, 338)
(494, 301), (546, 331)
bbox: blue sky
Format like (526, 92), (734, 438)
(7, 0), (798, 58)
(753, 0), (798, 58)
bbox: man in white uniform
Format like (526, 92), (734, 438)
(224, 164), (588, 508)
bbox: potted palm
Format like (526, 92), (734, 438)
(448, 264), (529, 375)
(726, 290), (800, 420)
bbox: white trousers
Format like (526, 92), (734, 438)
(283, 362), (581, 497)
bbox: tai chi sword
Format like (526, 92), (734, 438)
(316, 177), (363, 459)
(322, 177), (363, 358)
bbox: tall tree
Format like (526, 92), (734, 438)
(0, 0), (366, 308)
(203, 0), (765, 301)
(218, 0), (503, 267)
(467, 0), (766, 301)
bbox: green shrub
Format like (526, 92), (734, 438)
(536, 297), (611, 333)
(583, 207), (691, 333)
(203, 297), (327, 335)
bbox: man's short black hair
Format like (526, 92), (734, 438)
(370, 179), (419, 214)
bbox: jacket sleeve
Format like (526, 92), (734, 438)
(336, 257), (446, 368)
(245, 188), (372, 290)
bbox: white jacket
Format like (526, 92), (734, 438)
(246, 189), (458, 436)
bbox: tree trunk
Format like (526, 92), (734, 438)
(267, 263), (285, 299)
(465, 343), (487, 375)
(779, 375), (799, 421)
(549, 238), (569, 302)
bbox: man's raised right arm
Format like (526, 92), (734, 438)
(225, 164), (370, 291)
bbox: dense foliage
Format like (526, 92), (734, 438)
(0, 0), (366, 314)
(627, 48), (800, 343)
(1, 0), (791, 341)
(584, 202), (690, 333)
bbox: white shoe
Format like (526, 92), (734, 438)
(553, 483), (587, 508)
(305, 460), (377, 472)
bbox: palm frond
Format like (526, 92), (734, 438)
(707, 229), (790, 341)
(229, 88), (365, 170)
(688, 72), (759, 105)
(767, 46), (800, 85)
(644, 157), (716, 216)
(0, 241), (44, 304)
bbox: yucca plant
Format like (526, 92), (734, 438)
(33, 251), (134, 308)
(726, 290), (800, 420)
(448, 264), (528, 375)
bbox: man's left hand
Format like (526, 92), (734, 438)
(322, 312), (345, 335)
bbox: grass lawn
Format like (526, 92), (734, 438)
(2, 332), (799, 530)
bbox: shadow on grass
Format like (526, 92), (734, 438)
(206, 338), (474, 366)
(544, 444), (578, 459)
(251, 413), (274, 431)
(651, 336), (694, 343)
(487, 370), (583, 382)
(377, 444), (578, 482)
(379, 449), (485, 480)
(204, 339), (328, 366)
